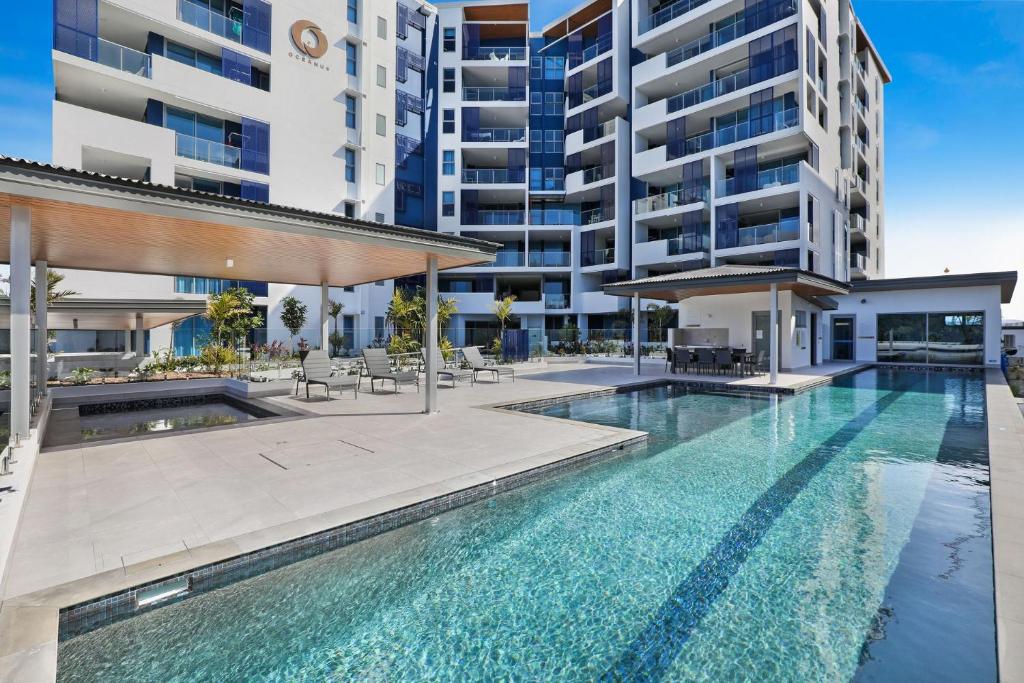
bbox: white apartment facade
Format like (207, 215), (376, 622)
(50, 0), (437, 354)
(47, 0), (888, 355)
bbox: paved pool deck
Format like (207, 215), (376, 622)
(0, 358), (929, 681)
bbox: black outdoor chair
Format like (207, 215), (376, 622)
(715, 348), (735, 375)
(664, 346), (674, 374)
(695, 348), (715, 374)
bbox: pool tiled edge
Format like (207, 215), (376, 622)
(985, 369), (1024, 683)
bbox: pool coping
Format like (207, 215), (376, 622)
(0, 381), (652, 682)
(985, 368), (1024, 682)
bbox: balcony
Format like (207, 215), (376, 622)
(667, 231), (711, 255)
(850, 214), (867, 234)
(175, 133), (241, 169)
(463, 46), (527, 61)
(634, 185), (708, 214)
(529, 208), (577, 225)
(178, 0), (243, 44)
(463, 128), (526, 143)
(682, 107), (799, 157)
(580, 207), (610, 225)
(850, 252), (867, 271)
(528, 251), (572, 267)
(639, 0), (714, 34)
(663, 0), (797, 68)
(462, 86), (526, 102)
(580, 35), (613, 65)
(461, 169), (524, 184)
(717, 161), (800, 197)
(581, 247), (615, 267)
(545, 294), (571, 309)
(855, 60), (868, 80)
(485, 252), (526, 267)
(733, 217), (800, 248)
(581, 165), (609, 184)
(471, 210), (525, 225)
(855, 136), (869, 155)
(98, 38), (151, 77)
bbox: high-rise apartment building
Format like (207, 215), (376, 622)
(49, 0), (887, 353)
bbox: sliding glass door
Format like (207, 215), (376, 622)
(876, 312), (984, 365)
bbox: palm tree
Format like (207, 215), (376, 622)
(30, 270), (78, 316)
(328, 299), (344, 333)
(492, 295), (517, 337)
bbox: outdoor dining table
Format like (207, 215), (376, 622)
(670, 347), (756, 376)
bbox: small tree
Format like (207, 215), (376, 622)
(646, 303), (675, 343)
(328, 299), (344, 355)
(279, 296), (308, 352)
(492, 295), (517, 359)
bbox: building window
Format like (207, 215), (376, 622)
(377, 16), (387, 39)
(442, 191), (455, 216)
(375, 163), (386, 185)
(795, 310), (807, 328)
(375, 212), (385, 222)
(544, 92), (563, 116)
(166, 41), (221, 75)
(344, 95), (357, 129)
(530, 92), (542, 116)
(375, 316), (385, 339)
(347, 0), (358, 23)
(345, 149), (356, 182)
(443, 27), (456, 52)
(443, 68), (455, 93)
(377, 64), (387, 87)
(344, 202), (356, 218)
(346, 42), (358, 76)
(544, 130), (563, 154)
(376, 114), (386, 136)
(442, 109), (455, 134)
(442, 150), (455, 175)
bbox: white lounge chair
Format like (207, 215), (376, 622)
(362, 348), (419, 394)
(421, 348), (473, 388)
(460, 346), (515, 383)
(300, 349), (358, 400)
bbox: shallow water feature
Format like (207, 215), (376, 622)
(56, 368), (994, 681)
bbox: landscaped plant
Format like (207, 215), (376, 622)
(30, 270), (78, 316)
(329, 331), (346, 357)
(646, 303), (675, 343)
(491, 295), (517, 361)
(279, 296), (308, 352)
(0, 370), (10, 389)
(386, 287), (458, 357)
(328, 299), (344, 355)
(69, 367), (94, 385)
(199, 344), (238, 376)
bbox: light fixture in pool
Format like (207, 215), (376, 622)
(136, 576), (191, 608)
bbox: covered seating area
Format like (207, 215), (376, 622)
(603, 265), (851, 385)
(0, 156), (498, 444)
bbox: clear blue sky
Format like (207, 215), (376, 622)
(2, 1), (1021, 317)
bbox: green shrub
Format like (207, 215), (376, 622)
(69, 367), (94, 385)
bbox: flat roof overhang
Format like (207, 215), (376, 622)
(0, 297), (207, 330)
(0, 158), (499, 287)
(602, 265), (851, 306)
(850, 271), (1018, 304)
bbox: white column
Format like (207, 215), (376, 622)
(10, 206), (31, 438)
(633, 292), (641, 376)
(34, 260), (47, 396)
(769, 283), (779, 385)
(320, 281), (330, 353)
(134, 313), (144, 358)
(425, 255), (439, 414)
(124, 329), (132, 354)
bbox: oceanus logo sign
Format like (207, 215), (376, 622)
(289, 19), (331, 70)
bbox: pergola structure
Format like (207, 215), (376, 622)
(603, 265), (851, 383)
(0, 157), (498, 436)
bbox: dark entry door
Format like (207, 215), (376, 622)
(831, 316), (855, 361)
(810, 313), (818, 365)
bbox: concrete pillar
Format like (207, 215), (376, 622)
(425, 255), (439, 414)
(124, 329), (132, 354)
(769, 283), (779, 385)
(134, 313), (144, 358)
(633, 292), (641, 376)
(10, 206), (31, 438)
(320, 282), (330, 354)
(34, 260), (47, 395)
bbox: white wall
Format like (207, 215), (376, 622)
(826, 284), (1005, 366)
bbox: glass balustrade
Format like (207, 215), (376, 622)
(462, 87), (525, 102)
(734, 217), (800, 247)
(97, 38), (151, 77)
(178, 0), (243, 43)
(579, 207), (609, 225)
(545, 294), (571, 309)
(461, 169), (524, 183)
(634, 185), (709, 214)
(528, 252), (572, 267)
(640, 0), (714, 34)
(175, 133), (241, 169)
(666, 231), (711, 255)
(464, 46), (527, 61)
(717, 162), (800, 196)
(663, 0), (796, 66)
(464, 128), (527, 143)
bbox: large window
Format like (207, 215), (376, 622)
(166, 41), (221, 75)
(442, 191), (455, 216)
(442, 150), (455, 175)
(443, 27), (456, 52)
(347, 0), (358, 23)
(443, 68), (455, 93)
(442, 109), (455, 134)
(876, 312), (984, 365)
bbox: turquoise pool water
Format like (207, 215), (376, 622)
(56, 369), (994, 681)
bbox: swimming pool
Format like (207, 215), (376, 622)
(55, 368), (995, 681)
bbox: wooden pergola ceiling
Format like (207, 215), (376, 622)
(463, 4), (528, 22)
(0, 299), (207, 330)
(543, 0), (612, 38)
(0, 159), (498, 288)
